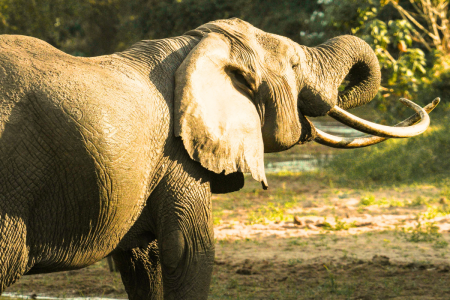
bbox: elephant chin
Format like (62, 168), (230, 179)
(311, 98), (439, 148)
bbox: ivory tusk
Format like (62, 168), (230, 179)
(313, 98), (440, 148)
(327, 98), (431, 138)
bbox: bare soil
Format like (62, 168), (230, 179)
(3, 174), (450, 299)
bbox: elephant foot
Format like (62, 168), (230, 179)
(112, 240), (163, 300)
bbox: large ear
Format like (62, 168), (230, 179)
(174, 32), (267, 188)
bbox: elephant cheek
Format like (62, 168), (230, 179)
(262, 123), (300, 152)
(262, 109), (307, 152)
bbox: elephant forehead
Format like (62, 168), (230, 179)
(256, 34), (284, 53)
(204, 18), (257, 34)
(255, 34), (295, 72)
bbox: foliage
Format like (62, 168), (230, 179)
(358, 194), (427, 207)
(361, 19), (427, 97)
(386, 0), (450, 55)
(323, 265), (338, 293)
(397, 221), (441, 243)
(363, 0), (449, 118)
(0, 0), (131, 56)
(0, 0), (321, 56)
(0, 0), (84, 49)
(300, 0), (380, 45)
(360, 194), (377, 206)
(322, 216), (356, 231)
(246, 202), (287, 225)
(323, 1), (450, 187)
(307, 0), (449, 121)
(130, 0), (318, 42)
(421, 204), (450, 219)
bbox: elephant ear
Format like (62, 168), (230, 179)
(174, 32), (267, 188)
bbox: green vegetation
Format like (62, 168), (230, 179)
(397, 220), (442, 242)
(325, 0), (450, 185)
(246, 202), (288, 224)
(328, 120), (450, 185)
(359, 194), (434, 207)
(322, 216), (357, 231)
(0, 0), (321, 56)
(422, 204), (450, 219)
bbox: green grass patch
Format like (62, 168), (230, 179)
(322, 216), (357, 231)
(358, 194), (437, 208)
(397, 221), (442, 243)
(246, 202), (289, 224)
(421, 204), (450, 219)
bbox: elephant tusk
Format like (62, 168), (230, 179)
(326, 98), (432, 138)
(313, 98), (439, 148)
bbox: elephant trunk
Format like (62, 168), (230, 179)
(296, 35), (435, 145)
(297, 35), (381, 116)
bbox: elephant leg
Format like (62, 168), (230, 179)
(0, 217), (30, 293)
(112, 240), (163, 300)
(150, 164), (215, 300)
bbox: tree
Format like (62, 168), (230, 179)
(386, 0), (449, 54)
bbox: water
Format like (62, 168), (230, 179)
(264, 118), (364, 173)
(265, 154), (332, 173)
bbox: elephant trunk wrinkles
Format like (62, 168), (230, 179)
(298, 35), (381, 116)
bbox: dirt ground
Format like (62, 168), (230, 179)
(3, 175), (450, 299)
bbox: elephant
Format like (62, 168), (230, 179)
(0, 18), (436, 299)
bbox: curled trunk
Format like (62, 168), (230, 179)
(298, 35), (381, 117)
(296, 35), (436, 147)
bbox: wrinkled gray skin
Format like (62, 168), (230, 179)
(0, 19), (381, 299)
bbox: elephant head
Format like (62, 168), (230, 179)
(174, 18), (431, 189)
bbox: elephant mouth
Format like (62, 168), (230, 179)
(310, 98), (439, 148)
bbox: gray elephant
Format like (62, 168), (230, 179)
(0, 18), (435, 299)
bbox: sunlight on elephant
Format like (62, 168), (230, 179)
(0, 18), (437, 299)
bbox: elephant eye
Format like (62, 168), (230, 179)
(228, 68), (254, 98)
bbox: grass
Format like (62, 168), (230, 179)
(326, 110), (450, 186)
(359, 194), (433, 208)
(397, 220), (443, 243)
(213, 168), (450, 232)
(246, 202), (289, 224)
(321, 216), (357, 231)
(421, 204), (450, 219)
(212, 172), (317, 225)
